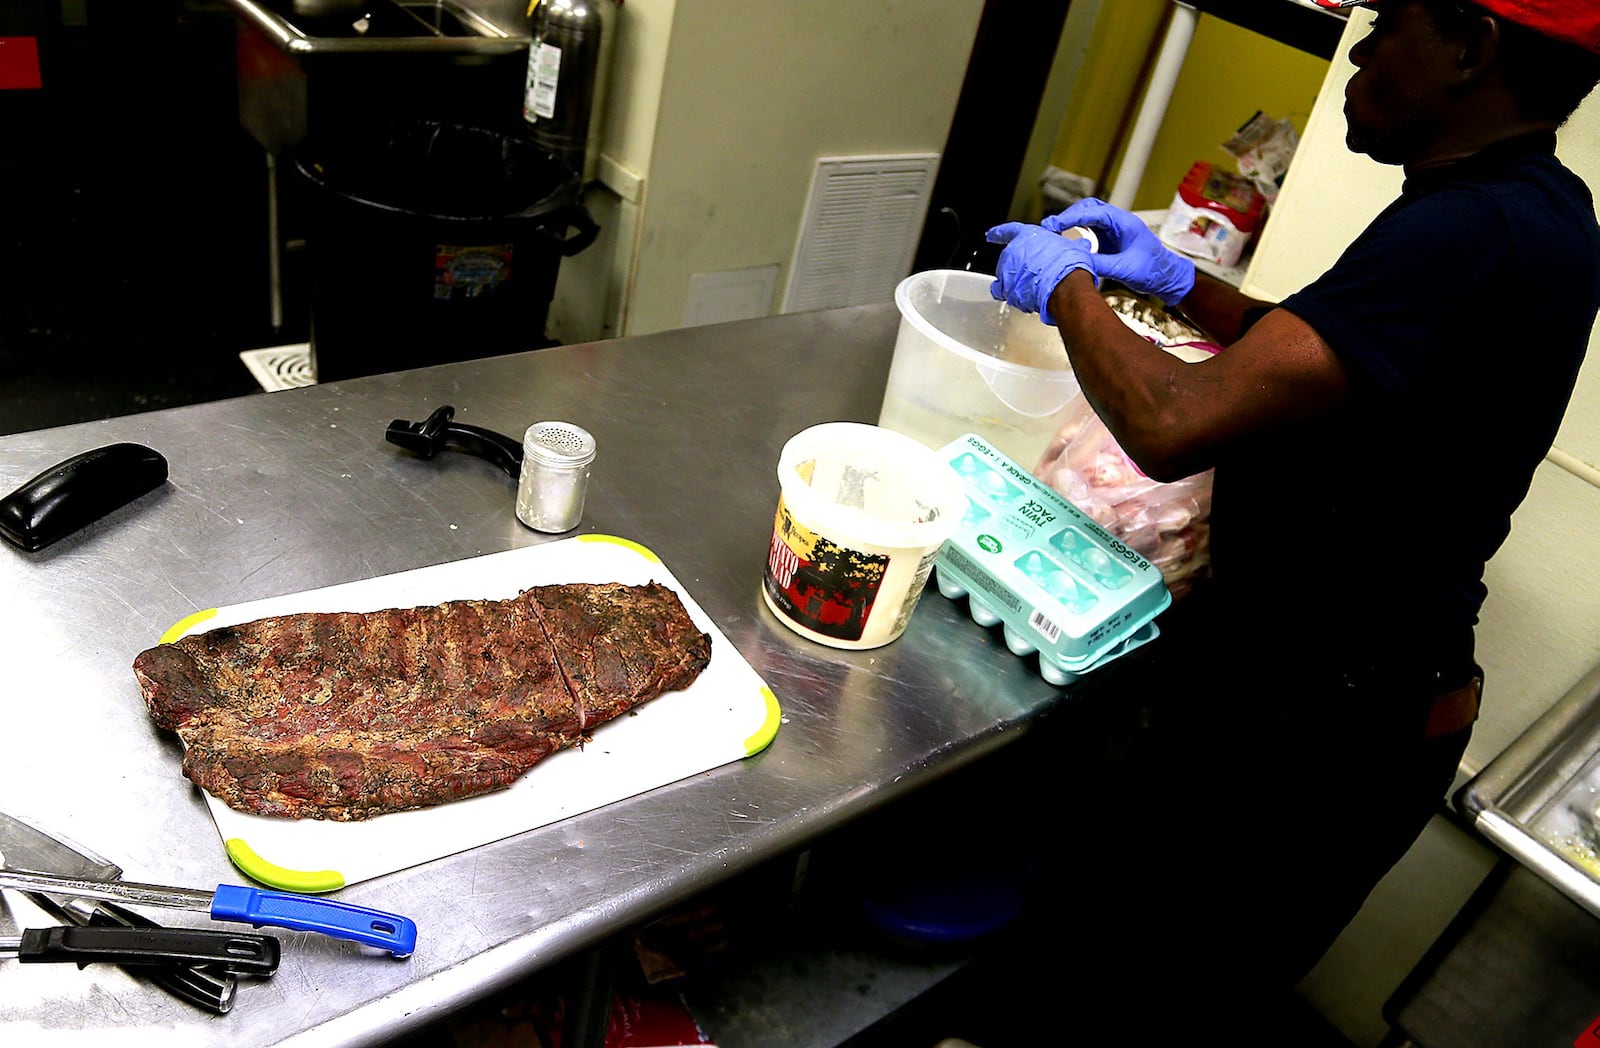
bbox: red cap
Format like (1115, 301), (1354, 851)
(1314, 0), (1600, 54)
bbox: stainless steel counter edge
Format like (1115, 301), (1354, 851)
(1471, 812), (1600, 924)
(0, 304), (1067, 1045)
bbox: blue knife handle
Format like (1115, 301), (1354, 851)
(209, 884), (418, 957)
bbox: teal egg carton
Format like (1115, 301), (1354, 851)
(933, 433), (1171, 685)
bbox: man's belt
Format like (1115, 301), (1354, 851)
(1425, 675), (1482, 738)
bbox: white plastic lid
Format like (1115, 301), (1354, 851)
(777, 422), (965, 553)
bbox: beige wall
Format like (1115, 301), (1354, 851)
(1248, 11), (1600, 1045)
(1035, 1), (1330, 220)
(546, 0), (984, 342)
(549, 2), (1332, 340)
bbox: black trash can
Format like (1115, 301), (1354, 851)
(292, 120), (600, 383)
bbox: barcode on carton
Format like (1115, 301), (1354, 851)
(1028, 609), (1062, 643)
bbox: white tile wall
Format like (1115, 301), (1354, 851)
(1474, 465), (1600, 772)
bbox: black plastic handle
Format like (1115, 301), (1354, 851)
(386, 406), (523, 480)
(28, 890), (240, 1012)
(85, 900), (241, 1011)
(545, 204), (601, 257)
(12, 926), (279, 974)
(0, 443), (167, 552)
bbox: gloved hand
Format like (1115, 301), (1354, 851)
(984, 222), (1098, 326)
(1043, 197), (1195, 307)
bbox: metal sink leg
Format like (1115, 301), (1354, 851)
(267, 150), (283, 333)
(560, 938), (620, 1048)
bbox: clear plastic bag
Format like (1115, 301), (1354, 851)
(1221, 110), (1299, 205)
(1032, 401), (1212, 601)
(1032, 292), (1220, 601)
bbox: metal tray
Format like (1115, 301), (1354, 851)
(1457, 660), (1600, 918)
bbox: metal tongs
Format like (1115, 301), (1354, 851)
(0, 854), (418, 957)
(1, 925), (279, 974)
(19, 892), (253, 1012)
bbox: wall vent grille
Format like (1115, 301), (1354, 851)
(781, 153), (940, 314)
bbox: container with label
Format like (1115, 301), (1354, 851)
(933, 433), (1171, 684)
(522, 0), (617, 183)
(1157, 160), (1267, 269)
(763, 422), (965, 650)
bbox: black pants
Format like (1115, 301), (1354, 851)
(994, 588), (1475, 1033)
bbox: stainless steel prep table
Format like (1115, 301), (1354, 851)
(0, 304), (1065, 1046)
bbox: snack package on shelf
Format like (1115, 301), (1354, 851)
(1157, 160), (1267, 269)
(1032, 292), (1221, 601)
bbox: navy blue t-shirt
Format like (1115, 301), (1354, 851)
(1224, 132), (1600, 675)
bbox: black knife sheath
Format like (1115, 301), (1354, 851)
(0, 443), (167, 551)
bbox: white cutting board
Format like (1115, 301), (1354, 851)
(152, 535), (780, 892)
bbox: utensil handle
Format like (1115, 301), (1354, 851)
(210, 885), (418, 957)
(82, 901), (241, 1013)
(22, 891), (240, 1013)
(14, 926), (279, 973)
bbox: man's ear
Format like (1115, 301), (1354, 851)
(1455, 11), (1501, 83)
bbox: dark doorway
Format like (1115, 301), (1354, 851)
(913, 0), (1075, 275)
(0, 2), (280, 436)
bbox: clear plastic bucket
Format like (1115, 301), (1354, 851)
(880, 269), (1082, 467)
(762, 422), (965, 650)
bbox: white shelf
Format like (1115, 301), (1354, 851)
(1135, 208), (1250, 288)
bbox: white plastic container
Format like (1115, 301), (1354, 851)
(880, 269), (1082, 468)
(762, 422), (965, 650)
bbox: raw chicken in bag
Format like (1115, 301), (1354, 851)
(1032, 293), (1220, 601)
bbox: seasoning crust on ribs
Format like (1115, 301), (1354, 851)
(132, 582), (712, 821)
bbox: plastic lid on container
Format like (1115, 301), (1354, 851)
(524, 421), (596, 468)
(777, 422), (964, 553)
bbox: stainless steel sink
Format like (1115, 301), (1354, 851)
(223, 0), (527, 55)
(229, 0), (532, 153)
(224, 0), (537, 333)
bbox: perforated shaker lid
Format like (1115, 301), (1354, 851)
(523, 421), (596, 468)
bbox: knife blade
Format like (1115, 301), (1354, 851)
(0, 860), (419, 957)
(0, 811), (239, 1012)
(0, 812), (120, 881)
(0, 925), (279, 974)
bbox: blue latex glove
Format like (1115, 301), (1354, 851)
(1043, 197), (1195, 307)
(984, 222), (1098, 326)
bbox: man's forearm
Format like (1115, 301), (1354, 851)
(1170, 271), (1276, 344)
(1048, 269), (1209, 482)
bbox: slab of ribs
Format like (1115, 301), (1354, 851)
(132, 582), (713, 821)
